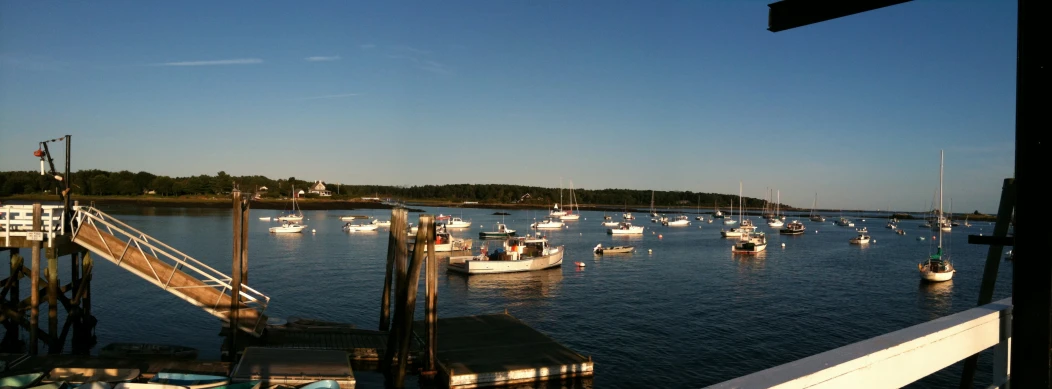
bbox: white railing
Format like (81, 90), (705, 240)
(706, 297), (1012, 389)
(1, 204), (66, 248)
(71, 206), (270, 332)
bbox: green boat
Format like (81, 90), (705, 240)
(0, 373), (45, 389)
(478, 223), (516, 239)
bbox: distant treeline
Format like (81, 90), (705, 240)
(0, 170), (778, 209)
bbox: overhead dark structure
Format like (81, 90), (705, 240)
(767, 0), (912, 32)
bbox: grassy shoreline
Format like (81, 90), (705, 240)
(0, 194), (998, 221)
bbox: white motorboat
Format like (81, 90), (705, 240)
(445, 216), (472, 228)
(779, 220), (806, 235)
(732, 232), (768, 253)
(663, 215), (690, 227)
(269, 222), (306, 233)
(408, 230), (472, 252)
(720, 228), (747, 238)
(607, 222), (644, 235)
(344, 222), (379, 232)
(258, 217), (272, 221)
(531, 217), (564, 229)
(739, 219), (757, 232)
(339, 216), (358, 222)
(767, 219), (784, 228)
(723, 218), (738, 225)
(849, 227), (871, 244)
(371, 219), (392, 227)
(601, 215), (620, 227)
(886, 221), (897, 229)
(919, 150), (955, 282)
(835, 217), (854, 227)
(447, 236), (563, 274)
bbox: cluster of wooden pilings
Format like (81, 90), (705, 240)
(1, 203), (97, 356)
(378, 208), (439, 387)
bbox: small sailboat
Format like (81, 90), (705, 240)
(721, 183), (749, 238)
(919, 150), (955, 282)
(695, 195), (705, 221)
(278, 186), (304, 222)
(712, 199), (725, 219)
(809, 193), (825, 222)
(558, 180), (581, 221)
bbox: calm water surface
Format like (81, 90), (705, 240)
(14, 205), (1012, 388)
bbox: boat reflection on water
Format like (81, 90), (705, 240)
(609, 234), (643, 243)
(918, 279), (954, 320)
(447, 267), (564, 299)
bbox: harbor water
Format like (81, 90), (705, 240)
(14, 205), (1013, 388)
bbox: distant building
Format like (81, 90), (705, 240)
(309, 181), (332, 197)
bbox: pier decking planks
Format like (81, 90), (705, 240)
(230, 347), (354, 389)
(222, 326), (419, 362)
(413, 314), (593, 388)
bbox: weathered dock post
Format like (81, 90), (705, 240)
(379, 208), (408, 331)
(29, 203), (41, 355)
(425, 219), (438, 374)
(2, 250), (23, 351)
(392, 214), (433, 387)
(46, 250), (59, 353)
(240, 194), (250, 286)
(229, 190), (244, 364)
(382, 208), (410, 372)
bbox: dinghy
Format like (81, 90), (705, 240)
(0, 373), (45, 389)
(593, 244), (634, 254)
(298, 380), (339, 389)
(148, 373), (229, 389)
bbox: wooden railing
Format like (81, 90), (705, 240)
(706, 297), (1012, 389)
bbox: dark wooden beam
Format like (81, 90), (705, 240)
(1012, 0), (1051, 387)
(968, 235), (1015, 246)
(768, 0), (912, 32)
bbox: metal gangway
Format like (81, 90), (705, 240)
(69, 206), (269, 336)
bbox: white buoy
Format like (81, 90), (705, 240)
(648, 249), (653, 254)
(781, 243), (785, 248)
(312, 229), (316, 233)
(873, 239), (877, 243)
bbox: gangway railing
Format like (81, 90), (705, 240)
(71, 206), (269, 336)
(1, 204), (66, 248)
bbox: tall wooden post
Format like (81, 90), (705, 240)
(29, 203), (41, 355)
(46, 249), (58, 354)
(241, 198), (249, 287)
(82, 252), (92, 315)
(380, 208), (408, 331)
(229, 190), (243, 363)
(425, 219), (438, 373)
(393, 215), (432, 387)
(382, 208), (410, 371)
(3, 250), (22, 351)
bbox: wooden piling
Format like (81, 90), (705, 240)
(382, 208), (410, 372)
(229, 191), (243, 364)
(30, 203), (41, 355)
(46, 248), (58, 354)
(241, 198), (250, 285)
(393, 214), (433, 387)
(425, 219), (438, 373)
(380, 208), (408, 331)
(82, 252), (92, 315)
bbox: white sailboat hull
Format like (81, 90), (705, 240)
(723, 219), (738, 225)
(446, 221), (471, 228)
(663, 220), (690, 226)
(601, 221), (620, 227)
(278, 216), (303, 222)
(767, 220), (784, 227)
(720, 229), (744, 238)
(532, 221), (564, 229)
(344, 224), (379, 232)
(559, 214), (580, 221)
(920, 269), (954, 282)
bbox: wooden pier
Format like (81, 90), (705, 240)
(413, 314), (594, 388)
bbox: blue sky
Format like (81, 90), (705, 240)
(0, 1), (1016, 212)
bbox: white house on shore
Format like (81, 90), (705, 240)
(309, 181), (332, 197)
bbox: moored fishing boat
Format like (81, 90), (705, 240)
(849, 227), (871, 244)
(663, 215), (690, 227)
(779, 220), (806, 235)
(732, 232), (768, 253)
(479, 223), (516, 239)
(408, 229), (472, 252)
(448, 236), (563, 274)
(607, 222), (644, 235)
(445, 216), (471, 228)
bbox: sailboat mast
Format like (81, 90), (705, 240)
(738, 181), (743, 223)
(938, 150), (944, 248)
